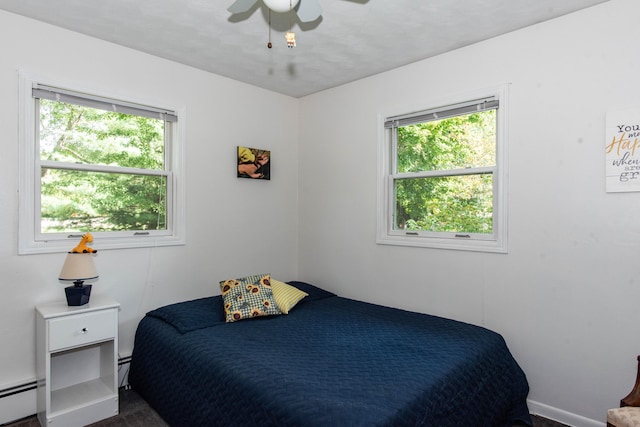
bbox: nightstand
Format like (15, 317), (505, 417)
(36, 296), (120, 427)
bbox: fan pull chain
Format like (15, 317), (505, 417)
(267, 9), (272, 48)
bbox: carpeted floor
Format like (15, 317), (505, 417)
(5, 388), (568, 427)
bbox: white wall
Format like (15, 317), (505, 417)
(298, 0), (640, 425)
(0, 9), (299, 422)
(2, 0), (639, 425)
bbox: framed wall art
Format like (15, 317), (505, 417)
(606, 108), (640, 192)
(237, 146), (270, 180)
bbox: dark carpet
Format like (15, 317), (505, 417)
(5, 388), (568, 427)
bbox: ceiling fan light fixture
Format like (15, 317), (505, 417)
(263, 0), (300, 13)
(286, 31), (296, 48)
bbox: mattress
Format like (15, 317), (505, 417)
(129, 281), (531, 426)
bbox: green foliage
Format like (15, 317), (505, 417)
(395, 110), (495, 234)
(39, 99), (167, 233)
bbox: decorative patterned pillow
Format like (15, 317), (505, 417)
(219, 274), (282, 323)
(270, 279), (308, 314)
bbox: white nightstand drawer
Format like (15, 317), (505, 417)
(49, 309), (116, 351)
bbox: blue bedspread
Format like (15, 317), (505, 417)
(129, 282), (531, 426)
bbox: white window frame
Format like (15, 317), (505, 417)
(18, 71), (186, 254)
(377, 85), (509, 253)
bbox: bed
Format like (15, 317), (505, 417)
(129, 281), (531, 426)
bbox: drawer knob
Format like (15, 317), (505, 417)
(81, 328), (88, 334)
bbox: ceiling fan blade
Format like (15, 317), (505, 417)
(296, 0), (322, 22)
(228, 0), (259, 14)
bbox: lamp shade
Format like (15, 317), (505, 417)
(59, 253), (98, 282)
(263, 0), (299, 13)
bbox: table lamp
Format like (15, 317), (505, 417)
(59, 252), (98, 306)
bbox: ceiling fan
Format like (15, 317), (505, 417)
(228, 0), (323, 23)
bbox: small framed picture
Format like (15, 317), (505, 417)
(237, 146), (270, 180)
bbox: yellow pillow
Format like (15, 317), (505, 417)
(270, 279), (308, 314)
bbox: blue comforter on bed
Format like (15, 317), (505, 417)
(129, 282), (531, 426)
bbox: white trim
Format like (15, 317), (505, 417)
(528, 399), (605, 427)
(18, 70), (186, 254)
(376, 84), (509, 253)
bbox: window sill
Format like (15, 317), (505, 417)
(19, 235), (186, 255)
(376, 233), (507, 253)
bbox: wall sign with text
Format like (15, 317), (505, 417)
(605, 108), (640, 192)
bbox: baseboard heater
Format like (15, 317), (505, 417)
(118, 354), (133, 390)
(0, 380), (37, 399)
(1, 355), (133, 401)
(119, 354), (132, 367)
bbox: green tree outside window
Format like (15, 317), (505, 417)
(394, 110), (496, 234)
(39, 99), (167, 233)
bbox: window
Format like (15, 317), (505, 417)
(377, 86), (508, 252)
(19, 72), (185, 254)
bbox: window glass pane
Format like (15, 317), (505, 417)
(39, 99), (165, 170)
(394, 174), (493, 234)
(41, 169), (167, 233)
(397, 109), (496, 173)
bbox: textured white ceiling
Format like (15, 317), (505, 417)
(0, 0), (608, 97)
